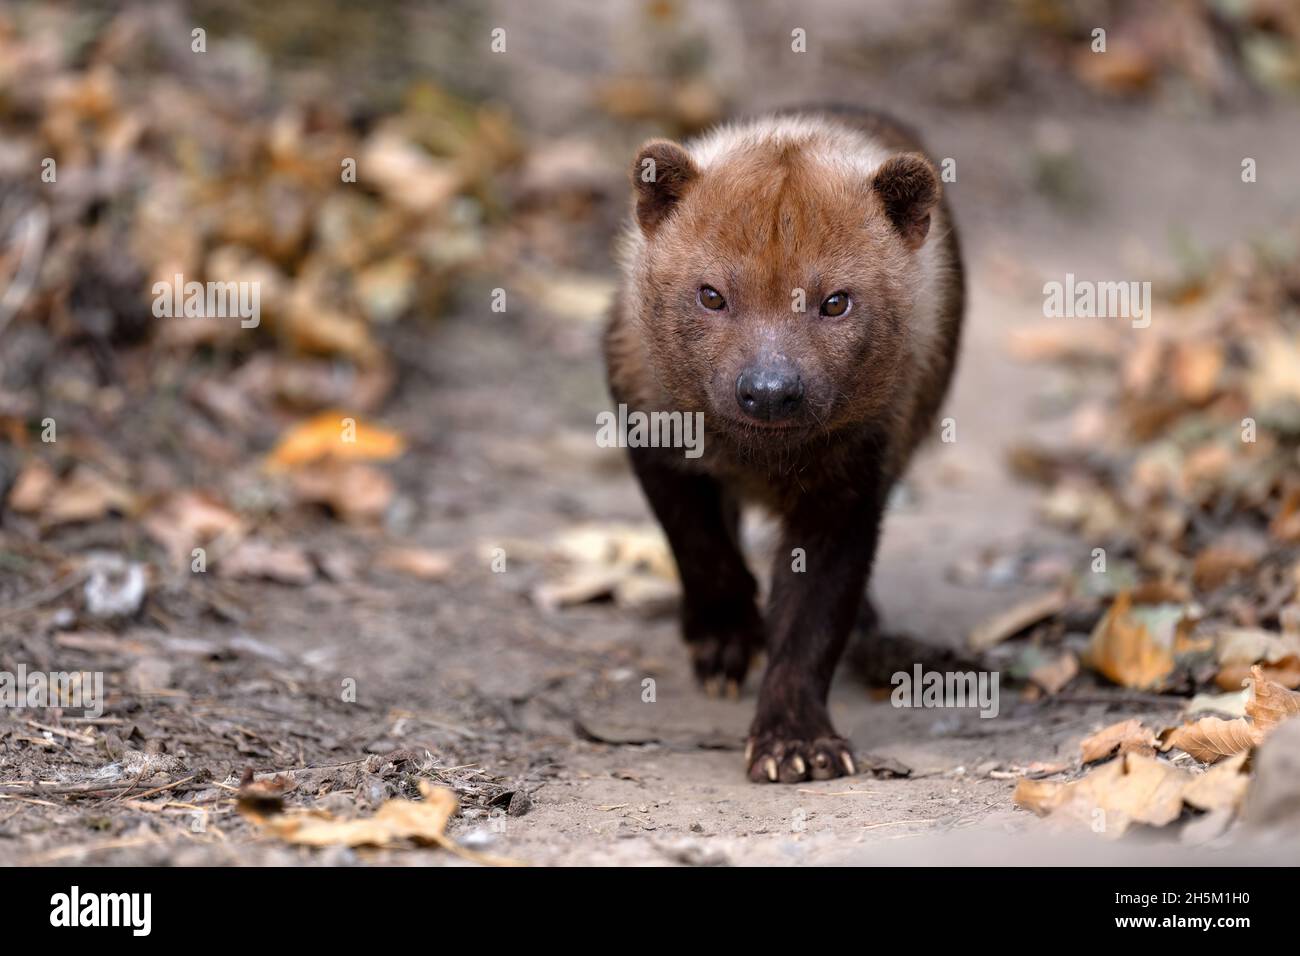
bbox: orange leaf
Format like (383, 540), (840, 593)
(267, 411), (405, 471)
(1085, 591), (1176, 690)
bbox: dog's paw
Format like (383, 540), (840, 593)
(744, 732), (856, 783)
(689, 632), (762, 698)
(684, 600), (764, 697)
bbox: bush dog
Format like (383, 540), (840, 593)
(604, 107), (964, 782)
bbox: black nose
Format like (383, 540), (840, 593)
(735, 365), (804, 421)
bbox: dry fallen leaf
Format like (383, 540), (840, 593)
(1245, 664), (1300, 735)
(376, 547), (453, 581)
(1271, 487), (1300, 543)
(1029, 649), (1079, 695)
(141, 490), (245, 566)
(1084, 591), (1177, 690)
(1012, 776), (1072, 816)
(1073, 41), (1157, 95)
(218, 538), (316, 585)
(253, 780), (456, 848)
(7, 459), (55, 512)
(360, 130), (461, 214)
(532, 565), (624, 612)
(1215, 627), (1300, 667)
(968, 590), (1067, 652)
(266, 411), (405, 471)
(1213, 627), (1300, 689)
(1164, 716), (1261, 764)
(1192, 540), (1260, 590)
(1015, 753), (1190, 836)
(533, 522), (680, 613)
(235, 769), (298, 818)
(1080, 719), (1157, 764)
(1170, 340), (1224, 404)
(281, 285), (383, 366)
(290, 461), (394, 523)
(1106, 753), (1194, 828)
(25, 465), (138, 527)
(1183, 753), (1251, 813)
(1217, 656), (1300, 691)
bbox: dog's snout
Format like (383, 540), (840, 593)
(735, 364), (804, 422)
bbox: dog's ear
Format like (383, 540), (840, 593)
(632, 140), (698, 235)
(871, 152), (941, 249)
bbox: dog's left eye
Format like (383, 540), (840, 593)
(819, 292), (851, 317)
(699, 285), (727, 311)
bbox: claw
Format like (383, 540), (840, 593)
(744, 739), (754, 764)
(841, 752), (856, 775)
(724, 679), (741, 700)
(702, 677), (721, 698)
(764, 757), (778, 782)
(791, 755), (806, 776)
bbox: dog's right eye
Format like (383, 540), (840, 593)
(699, 286), (726, 311)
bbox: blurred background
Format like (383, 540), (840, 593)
(3, 0), (1300, 865)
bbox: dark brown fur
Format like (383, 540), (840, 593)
(604, 107), (964, 783)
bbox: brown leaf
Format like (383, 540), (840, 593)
(1183, 753), (1250, 813)
(1015, 754), (1190, 835)
(1246, 664), (1300, 735)
(281, 285), (383, 366)
(1213, 627), (1300, 666)
(1084, 591), (1177, 690)
(1073, 42), (1158, 95)
(360, 130), (460, 214)
(376, 547), (453, 581)
(1164, 716), (1261, 764)
(34, 465), (137, 527)
(1271, 487), (1300, 543)
(290, 461), (394, 523)
(1080, 719), (1157, 764)
(1105, 754), (1192, 828)
(218, 539), (315, 585)
(1170, 340), (1224, 404)
(1029, 649), (1079, 695)
(1192, 540), (1261, 591)
(255, 781), (456, 848)
(7, 459), (55, 512)
(236, 771), (297, 819)
(1013, 777), (1071, 816)
(1216, 656), (1300, 691)
(141, 490), (245, 566)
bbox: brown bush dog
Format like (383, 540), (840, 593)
(603, 107), (964, 783)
